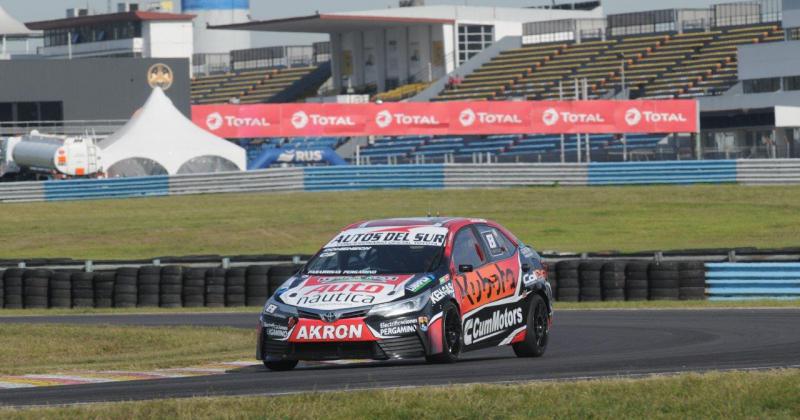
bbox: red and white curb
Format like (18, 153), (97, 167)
(0, 360), (371, 389)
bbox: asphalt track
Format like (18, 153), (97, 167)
(1, 309), (800, 407)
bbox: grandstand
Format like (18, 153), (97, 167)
(435, 23), (785, 101)
(191, 66), (322, 104)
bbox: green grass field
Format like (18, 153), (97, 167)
(3, 370), (799, 419)
(2, 185), (800, 260)
(0, 324), (253, 375)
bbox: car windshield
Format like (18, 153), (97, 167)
(304, 245), (444, 275)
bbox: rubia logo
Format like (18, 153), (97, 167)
(376, 110), (442, 127)
(459, 108), (522, 127)
(625, 108), (688, 126)
(291, 110), (356, 129)
(463, 307), (524, 345)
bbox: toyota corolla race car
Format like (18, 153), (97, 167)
(257, 217), (553, 371)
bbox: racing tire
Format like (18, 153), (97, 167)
(513, 294), (549, 358)
(426, 301), (462, 364)
(263, 360), (299, 372)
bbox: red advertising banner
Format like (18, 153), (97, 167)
(191, 100), (698, 138)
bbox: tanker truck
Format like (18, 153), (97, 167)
(0, 131), (103, 180)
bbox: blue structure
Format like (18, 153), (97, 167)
(249, 148), (348, 170)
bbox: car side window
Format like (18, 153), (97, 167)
(477, 225), (516, 261)
(452, 228), (486, 269)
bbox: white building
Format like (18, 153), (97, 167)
(27, 10), (194, 60)
(215, 4), (604, 94)
(0, 5), (40, 59)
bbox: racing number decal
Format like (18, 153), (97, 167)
(454, 257), (520, 314)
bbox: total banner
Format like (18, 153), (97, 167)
(192, 100), (698, 138)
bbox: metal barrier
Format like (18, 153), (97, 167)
(2, 160), (800, 203)
(588, 161), (738, 185)
(705, 263), (800, 300)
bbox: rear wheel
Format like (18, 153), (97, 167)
(426, 301), (462, 363)
(513, 294), (549, 358)
(263, 360), (299, 371)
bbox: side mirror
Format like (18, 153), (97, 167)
(521, 264), (531, 273)
(458, 264), (474, 273)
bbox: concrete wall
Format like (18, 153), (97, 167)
(784, 0), (800, 28)
(739, 40), (800, 80)
(143, 21), (194, 59)
(0, 58), (190, 120)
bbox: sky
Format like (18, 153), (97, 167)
(1, 0), (730, 46)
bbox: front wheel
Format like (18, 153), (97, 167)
(426, 301), (462, 363)
(263, 359), (299, 371)
(513, 294), (549, 358)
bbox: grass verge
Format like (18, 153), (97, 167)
(3, 370), (799, 419)
(0, 324), (254, 375)
(2, 185), (800, 259)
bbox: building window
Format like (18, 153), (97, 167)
(784, 76), (800, 91)
(458, 25), (494, 65)
(787, 28), (800, 40)
(742, 77), (780, 94)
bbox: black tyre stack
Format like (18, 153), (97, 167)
(93, 272), (115, 308)
(205, 268), (226, 308)
(49, 271), (72, 308)
(114, 268), (138, 308)
(0, 270), (4, 308)
(137, 266), (160, 307)
(648, 262), (680, 301)
(159, 266), (183, 308)
(182, 268), (206, 308)
(679, 261), (706, 300)
(71, 272), (95, 308)
(268, 264), (301, 296)
(23, 269), (50, 309)
(246, 265), (270, 307)
(3, 269), (24, 309)
(225, 268), (246, 307)
(578, 261), (604, 302)
(554, 261), (579, 302)
(545, 263), (557, 296)
(600, 262), (626, 301)
(625, 262), (649, 301)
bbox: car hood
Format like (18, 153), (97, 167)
(279, 274), (432, 311)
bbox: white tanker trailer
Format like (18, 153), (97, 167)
(0, 131), (102, 179)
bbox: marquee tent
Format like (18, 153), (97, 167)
(0, 5), (36, 37)
(100, 88), (246, 177)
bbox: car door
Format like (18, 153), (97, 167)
(450, 226), (490, 316)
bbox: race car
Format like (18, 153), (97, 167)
(257, 217), (553, 371)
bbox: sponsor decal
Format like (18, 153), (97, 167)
(483, 232), (499, 250)
(376, 110), (442, 128)
(624, 108), (688, 126)
(296, 324), (363, 341)
(147, 63), (173, 90)
(276, 150), (324, 163)
(406, 275), (434, 293)
(378, 318), (418, 336)
(263, 321), (289, 338)
(463, 307), (524, 345)
(291, 110), (356, 129)
(520, 247), (535, 258)
(459, 108), (522, 127)
(265, 304), (277, 314)
(543, 109), (605, 125)
(290, 319), (375, 342)
(316, 275), (400, 284)
(325, 226), (448, 248)
(522, 269), (547, 286)
(206, 113), (224, 131)
(293, 283), (385, 307)
(431, 282), (455, 305)
(418, 316), (429, 332)
(542, 108), (560, 126)
(439, 274), (450, 285)
(454, 260), (519, 314)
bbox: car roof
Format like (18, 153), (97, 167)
(345, 217), (486, 231)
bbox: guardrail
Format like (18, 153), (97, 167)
(706, 263), (800, 300)
(2, 160), (800, 203)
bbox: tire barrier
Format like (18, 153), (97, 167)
(0, 260), (720, 309)
(548, 259), (710, 302)
(678, 262), (706, 300)
(578, 261), (603, 302)
(554, 261), (579, 302)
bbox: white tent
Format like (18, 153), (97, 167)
(100, 88), (246, 177)
(0, 5), (34, 37)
